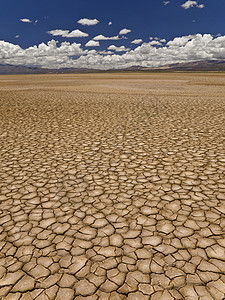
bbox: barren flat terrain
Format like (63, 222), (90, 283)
(0, 72), (225, 299)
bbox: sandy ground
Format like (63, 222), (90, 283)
(0, 72), (225, 299)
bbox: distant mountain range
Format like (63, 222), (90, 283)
(116, 60), (225, 72)
(142, 60), (225, 71)
(1, 60), (225, 74)
(0, 64), (95, 74)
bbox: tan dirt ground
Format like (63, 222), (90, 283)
(0, 72), (225, 299)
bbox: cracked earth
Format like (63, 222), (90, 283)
(0, 73), (225, 299)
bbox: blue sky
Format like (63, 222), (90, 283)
(1, 0), (225, 69)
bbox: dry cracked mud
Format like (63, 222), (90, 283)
(0, 72), (225, 299)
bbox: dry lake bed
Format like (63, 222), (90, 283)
(0, 72), (225, 299)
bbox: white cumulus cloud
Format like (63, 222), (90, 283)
(77, 18), (99, 26)
(2, 34), (225, 70)
(149, 37), (160, 41)
(167, 34), (195, 46)
(149, 40), (163, 46)
(20, 18), (32, 23)
(47, 29), (88, 38)
(131, 39), (143, 44)
(108, 21), (112, 25)
(85, 40), (100, 47)
(181, 1), (205, 9)
(0, 40), (85, 68)
(93, 35), (120, 41)
(119, 29), (131, 35)
(108, 45), (130, 52)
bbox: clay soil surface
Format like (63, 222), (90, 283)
(0, 72), (225, 299)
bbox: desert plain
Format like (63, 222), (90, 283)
(0, 72), (225, 299)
